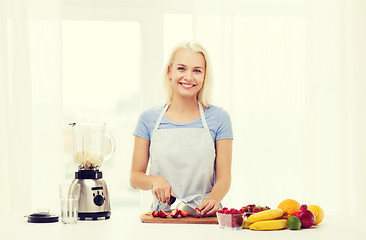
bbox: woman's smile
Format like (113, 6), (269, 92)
(179, 82), (196, 89)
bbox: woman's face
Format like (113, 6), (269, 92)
(168, 49), (206, 101)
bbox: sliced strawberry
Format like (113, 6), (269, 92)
(152, 211), (159, 217)
(179, 210), (190, 217)
(192, 208), (202, 218)
(171, 209), (180, 218)
(158, 210), (168, 218)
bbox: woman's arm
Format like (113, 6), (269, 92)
(130, 136), (173, 204)
(199, 138), (232, 216)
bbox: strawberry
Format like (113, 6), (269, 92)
(232, 214), (244, 228)
(179, 210), (190, 217)
(249, 204), (256, 211)
(152, 211), (159, 217)
(194, 208), (203, 218)
(242, 204), (270, 214)
(158, 210), (168, 218)
(171, 209), (180, 218)
(230, 208), (239, 214)
(253, 207), (261, 213)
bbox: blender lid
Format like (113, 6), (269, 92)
(26, 211), (59, 223)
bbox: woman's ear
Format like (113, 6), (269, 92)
(167, 66), (172, 79)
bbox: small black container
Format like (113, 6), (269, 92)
(26, 212), (59, 223)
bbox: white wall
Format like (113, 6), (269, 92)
(1, 0), (365, 215)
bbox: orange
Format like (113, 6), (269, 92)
(308, 204), (324, 225)
(277, 199), (301, 219)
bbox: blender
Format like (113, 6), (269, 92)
(69, 122), (115, 220)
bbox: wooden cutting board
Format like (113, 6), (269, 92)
(140, 212), (218, 224)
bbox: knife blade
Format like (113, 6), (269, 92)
(176, 202), (202, 217)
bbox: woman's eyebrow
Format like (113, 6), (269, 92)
(177, 63), (204, 69)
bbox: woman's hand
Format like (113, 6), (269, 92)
(152, 176), (174, 204)
(198, 199), (220, 217)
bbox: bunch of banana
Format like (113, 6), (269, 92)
(244, 208), (287, 231)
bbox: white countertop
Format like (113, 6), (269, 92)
(2, 206), (365, 240)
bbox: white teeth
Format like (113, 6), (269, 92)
(181, 83), (194, 88)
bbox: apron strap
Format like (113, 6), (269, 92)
(198, 102), (209, 130)
(153, 102), (208, 130)
(153, 103), (170, 131)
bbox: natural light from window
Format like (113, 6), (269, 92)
(62, 20), (141, 207)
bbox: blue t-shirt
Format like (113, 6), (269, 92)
(133, 104), (233, 142)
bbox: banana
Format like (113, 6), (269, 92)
(243, 220), (250, 229)
(249, 219), (287, 231)
(245, 208), (284, 225)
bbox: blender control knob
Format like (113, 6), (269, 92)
(93, 195), (104, 206)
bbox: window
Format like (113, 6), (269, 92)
(62, 20), (140, 207)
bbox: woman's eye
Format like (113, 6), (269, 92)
(178, 67), (185, 71)
(194, 69), (202, 73)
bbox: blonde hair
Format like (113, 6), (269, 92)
(163, 41), (213, 107)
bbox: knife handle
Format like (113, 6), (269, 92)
(169, 196), (176, 205)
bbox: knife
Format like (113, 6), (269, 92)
(169, 195), (176, 205)
(176, 202), (202, 217)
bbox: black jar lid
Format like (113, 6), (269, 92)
(26, 211), (59, 223)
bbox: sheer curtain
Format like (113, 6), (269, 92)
(0, 0), (62, 215)
(184, 0), (366, 214)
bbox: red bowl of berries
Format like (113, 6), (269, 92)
(216, 208), (245, 230)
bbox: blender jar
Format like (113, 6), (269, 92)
(70, 122), (115, 170)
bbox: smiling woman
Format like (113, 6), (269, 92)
(130, 41), (233, 217)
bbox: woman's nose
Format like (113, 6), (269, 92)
(184, 71), (193, 81)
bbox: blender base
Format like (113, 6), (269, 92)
(78, 211), (111, 221)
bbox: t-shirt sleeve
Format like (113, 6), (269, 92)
(216, 108), (233, 140)
(133, 109), (154, 141)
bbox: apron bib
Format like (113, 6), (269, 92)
(149, 102), (216, 211)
